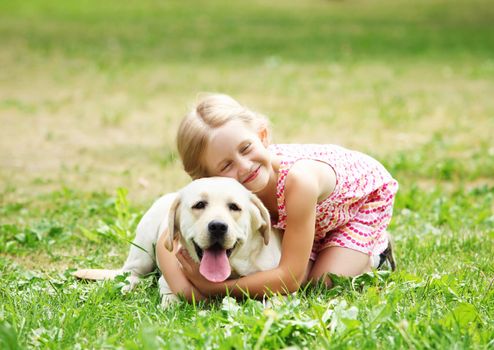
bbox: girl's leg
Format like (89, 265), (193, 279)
(303, 260), (314, 283)
(156, 232), (206, 301)
(307, 246), (371, 288)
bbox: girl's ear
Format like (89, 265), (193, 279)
(258, 127), (269, 147)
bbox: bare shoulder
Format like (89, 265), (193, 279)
(286, 160), (336, 202)
(285, 162), (318, 197)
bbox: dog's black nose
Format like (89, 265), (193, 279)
(208, 220), (228, 239)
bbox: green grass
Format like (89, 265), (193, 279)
(1, 0), (493, 349)
(1, 186), (493, 348)
(1, 0), (494, 64)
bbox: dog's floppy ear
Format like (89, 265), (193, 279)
(249, 193), (271, 245)
(165, 194), (181, 251)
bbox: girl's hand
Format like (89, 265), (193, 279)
(176, 248), (218, 295)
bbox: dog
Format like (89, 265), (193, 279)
(74, 177), (282, 307)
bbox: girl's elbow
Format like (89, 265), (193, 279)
(176, 287), (204, 303)
(279, 270), (304, 293)
(166, 279), (203, 302)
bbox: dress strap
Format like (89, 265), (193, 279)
(272, 159), (294, 229)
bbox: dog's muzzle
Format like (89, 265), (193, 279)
(192, 220), (236, 261)
(193, 220), (237, 283)
(208, 220), (228, 244)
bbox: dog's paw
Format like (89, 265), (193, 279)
(160, 294), (179, 309)
(121, 275), (141, 294)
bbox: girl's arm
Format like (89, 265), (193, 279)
(178, 163), (322, 298)
(155, 231), (206, 302)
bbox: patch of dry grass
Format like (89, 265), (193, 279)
(1, 52), (493, 205)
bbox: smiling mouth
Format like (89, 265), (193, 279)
(243, 166), (261, 184)
(193, 241), (236, 261)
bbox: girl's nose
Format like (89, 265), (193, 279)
(237, 157), (251, 176)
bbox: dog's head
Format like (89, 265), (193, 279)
(165, 177), (271, 282)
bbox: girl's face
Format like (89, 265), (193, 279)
(202, 120), (272, 194)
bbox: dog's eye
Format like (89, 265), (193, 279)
(228, 203), (241, 211)
(192, 201), (207, 210)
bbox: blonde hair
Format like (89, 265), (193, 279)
(177, 94), (270, 179)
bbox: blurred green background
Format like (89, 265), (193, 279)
(1, 0), (493, 202)
(2, 0), (493, 62)
(1, 1), (493, 348)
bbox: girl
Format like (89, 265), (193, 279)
(156, 94), (398, 301)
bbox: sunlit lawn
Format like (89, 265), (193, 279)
(0, 0), (493, 348)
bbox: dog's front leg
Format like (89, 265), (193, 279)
(121, 193), (177, 292)
(158, 275), (179, 308)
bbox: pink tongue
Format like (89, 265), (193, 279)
(199, 249), (231, 282)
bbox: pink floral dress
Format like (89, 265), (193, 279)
(269, 144), (398, 260)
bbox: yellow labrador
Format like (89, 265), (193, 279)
(74, 177), (281, 307)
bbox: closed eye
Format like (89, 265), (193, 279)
(221, 162), (232, 172)
(192, 201), (207, 210)
(241, 143), (251, 154)
(228, 202), (241, 211)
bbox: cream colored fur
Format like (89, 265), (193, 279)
(74, 177), (281, 307)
